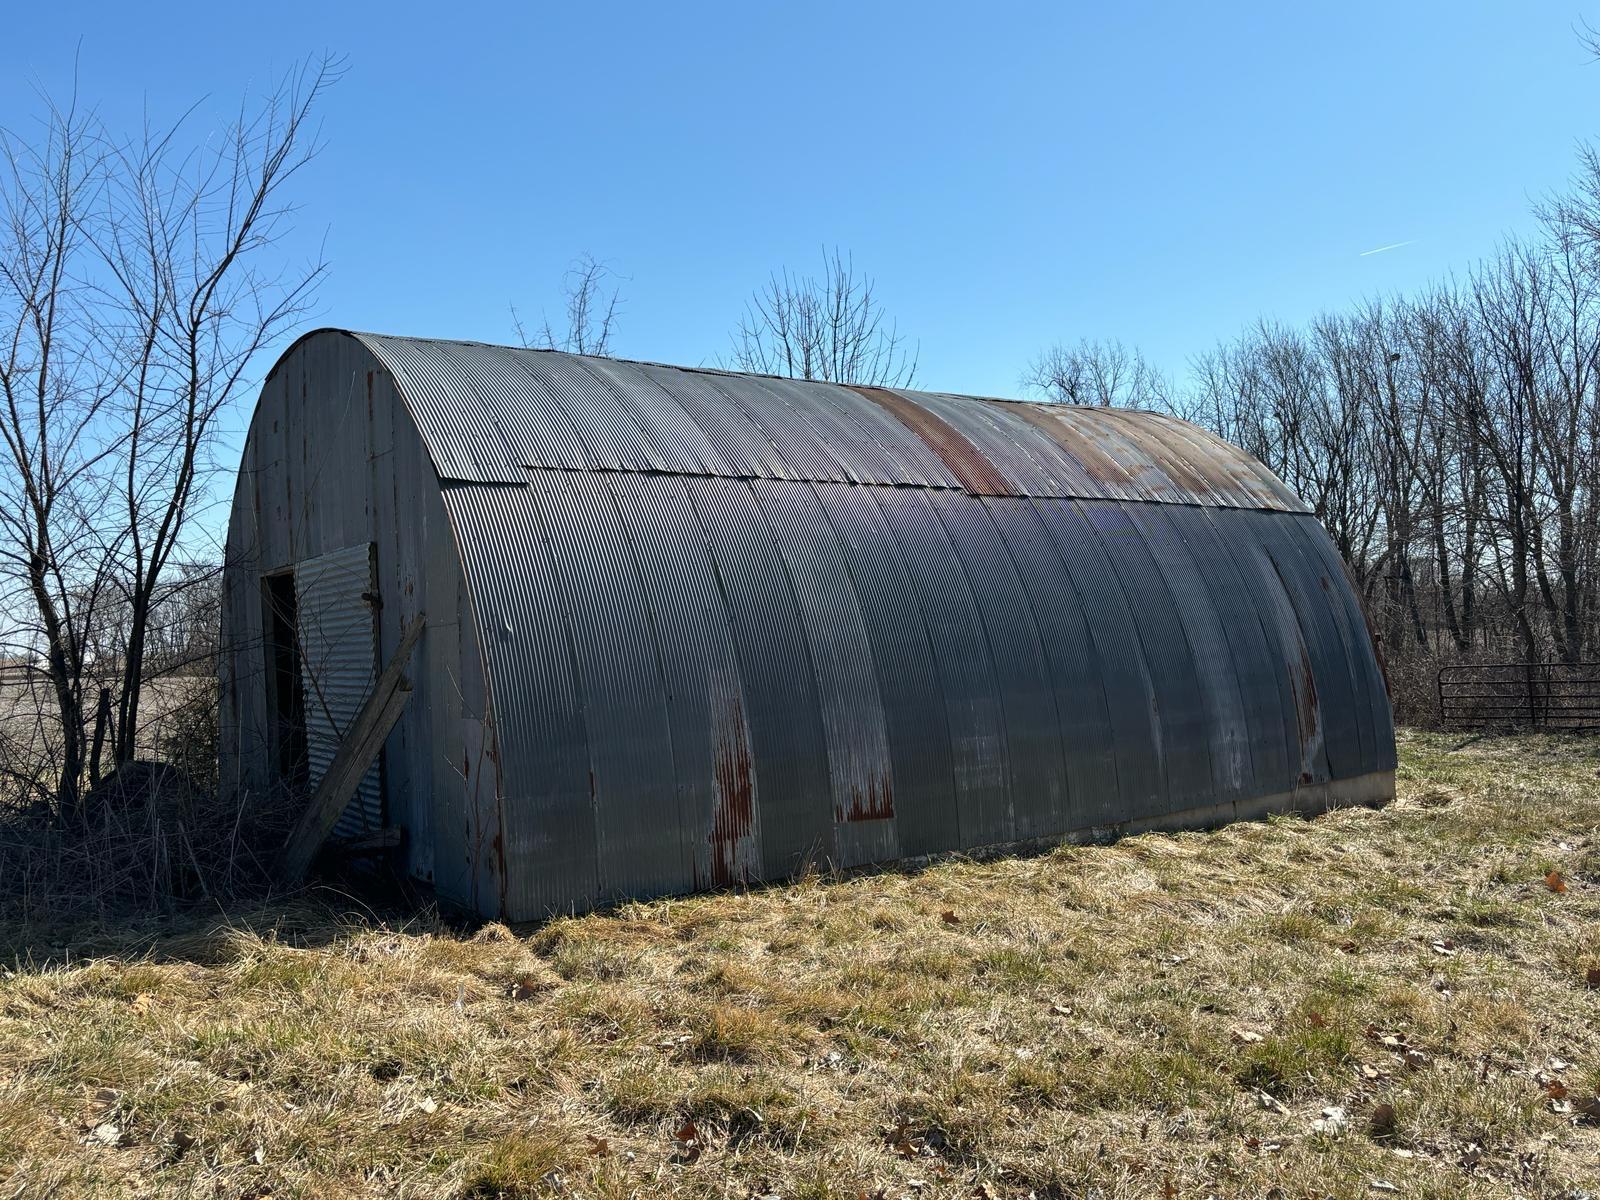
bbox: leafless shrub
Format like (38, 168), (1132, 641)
(1022, 337), (1171, 408)
(513, 252), (623, 356)
(729, 248), (918, 386)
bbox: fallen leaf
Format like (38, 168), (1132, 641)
(1307, 1011), (1328, 1029)
(92, 1087), (119, 1109)
(1545, 870), (1568, 893)
(1547, 1080), (1570, 1101)
(1587, 966), (1600, 989)
(169, 1130), (195, 1158)
(586, 1134), (610, 1157)
(418, 1096), (438, 1115)
(1338, 939), (1359, 953)
(1049, 1001), (1072, 1015)
(1232, 1028), (1265, 1045)
(1430, 939), (1457, 957)
(89, 1123), (126, 1148)
(252, 1145), (266, 1165)
(940, 910), (960, 925)
(130, 993), (154, 1015)
(508, 975), (545, 1001)
(1368, 1102), (1397, 1141)
(673, 1118), (702, 1163)
(1402, 1049), (1429, 1071)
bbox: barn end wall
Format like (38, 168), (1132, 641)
(220, 332), (501, 912)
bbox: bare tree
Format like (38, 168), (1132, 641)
(0, 57), (338, 822)
(513, 253), (622, 356)
(730, 248), (918, 386)
(1022, 337), (1170, 409)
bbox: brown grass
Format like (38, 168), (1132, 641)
(1, 730), (1597, 1198)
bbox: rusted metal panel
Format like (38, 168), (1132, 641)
(900, 390), (1062, 496)
(809, 481), (959, 859)
(847, 386), (1012, 494)
(798, 383), (961, 489)
(681, 475), (835, 879)
(605, 472), (761, 889)
(439, 483), (596, 916)
(977, 495), (1121, 830)
(927, 490), (1067, 844)
(870, 486), (1010, 849)
(1030, 497), (1166, 816)
(752, 478), (897, 868)
(293, 542), (383, 840)
(525, 467), (691, 900)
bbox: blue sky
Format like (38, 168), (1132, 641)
(6, 1), (1600, 408)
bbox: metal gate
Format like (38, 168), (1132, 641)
(1438, 661), (1600, 731)
(294, 543), (383, 837)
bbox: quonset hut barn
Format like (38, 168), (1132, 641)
(220, 330), (1396, 921)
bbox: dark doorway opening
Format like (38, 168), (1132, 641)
(262, 571), (308, 791)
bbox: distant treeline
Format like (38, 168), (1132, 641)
(1027, 157), (1600, 716)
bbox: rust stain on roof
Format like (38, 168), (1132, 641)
(847, 385), (1013, 495)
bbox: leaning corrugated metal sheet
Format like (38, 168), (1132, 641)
(219, 330), (1396, 922)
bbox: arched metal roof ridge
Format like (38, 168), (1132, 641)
(280, 328), (1307, 511)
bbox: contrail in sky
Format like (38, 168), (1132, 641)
(1359, 240), (1415, 257)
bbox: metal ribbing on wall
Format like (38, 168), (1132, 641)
(681, 475), (836, 880)
(977, 495), (1121, 831)
(524, 467), (690, 901)
(869, 486), (1011, 850)
(292, 542), (383, 839)
(926, 490), (1066, 844)
(1284, 517), (1397, 771)
(1169, 506), (1299, 797)
(1029, 497), (1166, 814)
(1121, 502), (1254, 799)
(439, 483), (597, 916)
(604, 472), (763, 890)
(1079, 500), (1214, 815)
(751, 478), (898, 868)
(809, 481), (959, 859)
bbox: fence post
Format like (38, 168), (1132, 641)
(1525, 660), (1536, 728)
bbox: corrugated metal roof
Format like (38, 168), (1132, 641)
(240, 330), (1389, 921)
(335, 332), (1309, 511)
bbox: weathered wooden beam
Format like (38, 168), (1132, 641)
(275, 614), (425, 883)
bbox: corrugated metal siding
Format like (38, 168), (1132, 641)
(927, 490), (1065, 844)
(870, 487), (1011, 849)
(809, 481), (959, 859)
(227, 330), (1394, 921)
(345, 333), (1308, 511)
(605, 472), (762, 890)
(977, 496), (1120, 831)
(1030, 497), (1166, 815)
(440, 484), (597, 916)
(293, 543), (382, 839)
(682, 475), (836, 880)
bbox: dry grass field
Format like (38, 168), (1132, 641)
(1, 730), (1597, 1199)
